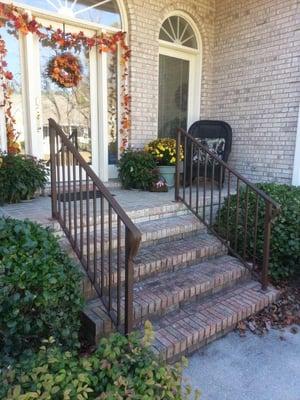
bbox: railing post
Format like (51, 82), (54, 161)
(261, 201), (272, 291)
(124, 228), (134, 334)
(49, 122), (58, 219)
(175, 129), (181, 201)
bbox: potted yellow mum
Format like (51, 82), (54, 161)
(145, 138), (184, 187)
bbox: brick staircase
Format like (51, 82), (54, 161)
(80, 201), (278, 362)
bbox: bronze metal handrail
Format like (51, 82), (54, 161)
(175, 128), (281, 290)
(49, 118), (141, 334)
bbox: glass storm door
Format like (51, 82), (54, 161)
(158, 46), (199, 139)
(32, 19), (98, 180)
(158, 53), (189, 138)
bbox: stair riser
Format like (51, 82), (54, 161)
(82, 265), (252, 341)
(81, 244), (227, 301)
(132, 270), (251, 326)
(53, 206), (189, 234)
(81, 224), (206, 256)
(152, 288), (279, 363)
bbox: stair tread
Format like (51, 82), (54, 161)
(133, 255), (248, 315)
(83, 213), (205, 246)
(134, 232), (225, 267)
(150, 280), (279, 361)
(84, 256), (249, 327)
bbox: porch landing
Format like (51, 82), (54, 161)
(0, 186), (279, 362)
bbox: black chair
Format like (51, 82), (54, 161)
(185, 120), (232, 187)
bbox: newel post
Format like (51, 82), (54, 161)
(175, 129), (181, 201)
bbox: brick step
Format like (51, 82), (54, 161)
(150, 281), (279, 362)
(81, 213), (206, 254)
(82, 256), (252, 342)
(54, 201), (189, 233)
(82, 232), (227, 300)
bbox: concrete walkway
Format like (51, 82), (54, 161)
(184, 327), (300, 400)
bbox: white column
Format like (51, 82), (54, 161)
(292, 104), (300, 186)
(98, 51), (109, 182)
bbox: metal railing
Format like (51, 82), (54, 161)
(175, 128), (281, 290)
(49, 118), (141, 334)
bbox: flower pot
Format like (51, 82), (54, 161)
(158, 165), (176, 188)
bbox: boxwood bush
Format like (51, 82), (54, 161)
(118, 149), (158, 190)
(0, 153), (48, 204)
(0, 324), (201, 400)
(0, 218), (83, 358)
(217, 183), (300, 281)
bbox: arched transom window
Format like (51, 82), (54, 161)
(14, 0), (122, 28)
(159, 15), (198, 49)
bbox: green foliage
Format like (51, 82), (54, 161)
(0, 218), (83, 358)
(217, 183), (300, 281)
(0, 153), (48, 204)
(118, 149), (158, 190)
(0, 323), (201, 400)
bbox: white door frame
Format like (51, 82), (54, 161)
(158, 44), (201, 130)
(292, 103), (300, 186)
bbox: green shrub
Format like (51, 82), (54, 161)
(0, 153), (48, 204)
(118, 149), (158, 190)
(0, 324), (200, 400)
(0, 218), (83, 358)
(217, 183), (300, 281)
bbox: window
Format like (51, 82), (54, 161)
(159, 16), (198, 49)
(14, 0), (121, 28)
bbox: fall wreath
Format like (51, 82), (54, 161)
(47, 53), (82, 88)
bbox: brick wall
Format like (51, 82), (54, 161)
(124, 0), (216, 147)
(124, 0), (299, 183)
(210, 0), (300, 183)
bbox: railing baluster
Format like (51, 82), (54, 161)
(67, 150), (72, 235)
(86, 175), (90, 273)
(234, 178), (240, 252)
(61, 144), (66, 223)
(196, 148), (200, 214)
(183, 136), (187, 202)
(56, 135), (61, 217)
(79, 166), (84, 260)
(189, 143), (193, 208)
(73, 153), (77, 247)
(226, 170), (231, 242)
(262, 202), (272, 290)
(203, 153), (208, 222)
(125, 228), (134, 335)
(243, 186), (249, 259)
(117, 216), (121, 327)
(217, 164), (223, 230)
(253, 193), (259, 267)
(210, 160), (215, 226)
(49, 124), (57, 219)
(100, 195), (104, 296)
(108, 204), (112, 312)
(93, 183), (97, 284)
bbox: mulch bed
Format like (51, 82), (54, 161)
(237, 278), (300, 337)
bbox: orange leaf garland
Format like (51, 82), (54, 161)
(0, 1), (131, 154)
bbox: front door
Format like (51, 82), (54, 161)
(158, 46), (198, 139)
(31, 18), (99, 179)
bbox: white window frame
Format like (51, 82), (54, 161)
(158, 12), (202, 133)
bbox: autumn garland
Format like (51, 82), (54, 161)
(0, 2), (131, 153)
